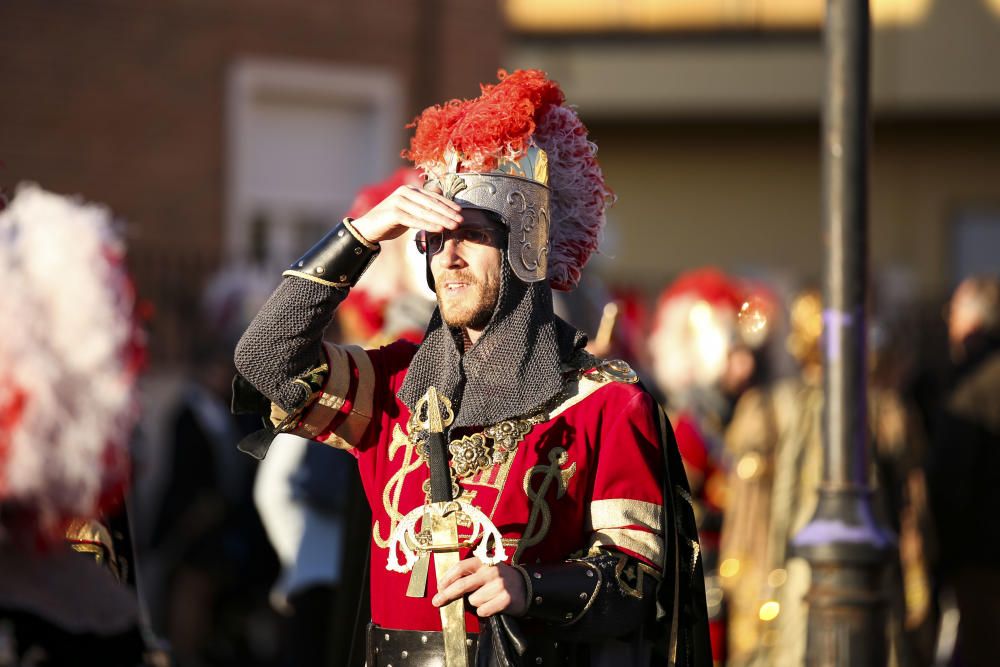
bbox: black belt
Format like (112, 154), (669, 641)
(366, 624), (574, 667)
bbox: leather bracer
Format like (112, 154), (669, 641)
(514, 550), (657, 639)
(515, 559), (601, 626)
(283, 218), (379, 287)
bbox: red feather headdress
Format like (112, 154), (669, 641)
(404, 69), (614, 291)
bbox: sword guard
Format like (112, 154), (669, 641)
(387, 500), (507, 573)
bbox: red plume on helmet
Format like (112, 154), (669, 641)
(404, 69), (614, 291)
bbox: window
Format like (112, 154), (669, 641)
(227, 59), (403, 270)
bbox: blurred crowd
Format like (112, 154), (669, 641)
(1, 180), (998, 667)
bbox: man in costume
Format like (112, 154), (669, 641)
(234, 70), (710, 666)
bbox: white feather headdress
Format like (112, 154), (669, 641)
(0, 184), (143, 543)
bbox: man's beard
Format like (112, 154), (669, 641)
(435, 269), (500, 331)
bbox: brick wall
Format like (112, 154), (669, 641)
(0, 0), (503, 365)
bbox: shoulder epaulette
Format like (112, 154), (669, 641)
(567, 350), (639, 385)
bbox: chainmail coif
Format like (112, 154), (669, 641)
(398, 253), (585, 430)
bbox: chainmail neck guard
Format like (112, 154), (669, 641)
(398, 256), (586, 430)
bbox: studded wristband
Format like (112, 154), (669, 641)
(519, 560), (602, 626)
(283, 218), (380, 287)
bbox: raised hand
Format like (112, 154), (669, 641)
(351, 184), (462, 244)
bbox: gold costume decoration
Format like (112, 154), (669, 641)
(588, 529), (664, 569)
(613, 552), (646, 599)
(370, 355), (639, 555)
(484, 418), (535, 464)
(448, 434), (493, 479)
(323, 345), (376, 450)
(586, 498), (666, 567)
(586, 498), (664, 535)
(297, 343), (353, 438)
(374, 424), (426, 548)
(269, 344), (377, 449)
(585, 498), (665, 573)
(514, 447), (578, 564)
(65, 518), (126, 582)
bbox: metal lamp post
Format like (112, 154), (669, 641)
(790, 1), (894, 665)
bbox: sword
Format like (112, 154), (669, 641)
(423, 387), (468, 667)
(386, 389), (507, 666)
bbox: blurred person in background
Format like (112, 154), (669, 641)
(233, 70), (710, 666)
(0, 185), (150, 665)
(554, 277), (652, 375)
(253, 433), (352, 667)
(147, 269), (281, 667)
(647, 268), (768, 664)
(928, 275), (1000, 667)
(335, 167), (437, 349)
(720, 288), (935, 667)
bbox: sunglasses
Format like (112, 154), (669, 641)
(414, 226), (506, 256)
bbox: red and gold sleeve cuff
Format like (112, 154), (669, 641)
(270, 342), (377, 451)
(585, 498), (665, 572)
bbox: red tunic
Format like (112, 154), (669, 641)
(282, 340), (666, 633)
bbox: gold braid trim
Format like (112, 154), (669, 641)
(588, 528), (665, 570)
(294, 343), (353, 439)
(321, 345), (376, 450)
(343, 217), (379, 250)
(281, 269), (351, 288)
(586, 499), (665, 573)
(586, 499), (663, 533)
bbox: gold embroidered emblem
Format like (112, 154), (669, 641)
(513, 446), (577, 563)
(449, 433), (492, 479)
(614, 553), (645, 599)
(414, 414), (543, 481)
(373, 424), (424, 548)
(484, 418), (537, 464)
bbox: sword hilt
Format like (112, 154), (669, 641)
(415, 387), (454, 434)
(421, 387), (455, 503)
